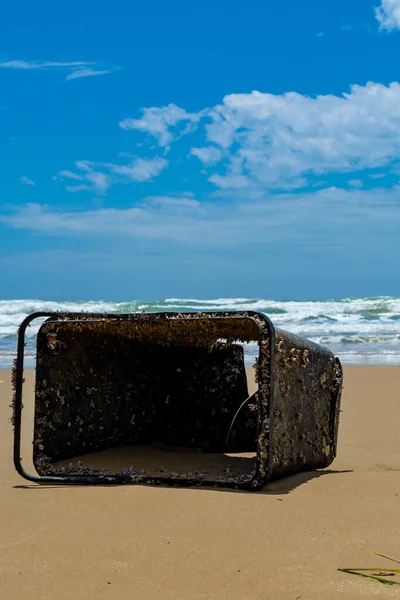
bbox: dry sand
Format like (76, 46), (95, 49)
(1, 366), (399, 599)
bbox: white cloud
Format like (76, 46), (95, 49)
(84, 171), (111, 194)
(0, 59), (114, 81)
(54, 163), (110, 195)
(348, 179), (364, 188)
(19, 176), (35, 186)
(48, 80), (400, 200)
(0, 60), (91, 69)
(213, 84), (400, 186)
(53, 80), (400, 197)
(66, 184), (91, 193)
(53, 170), (83, 181)
(190, 146), (222, 165)
(119, 104), (201, 146)
(145, 82), (400, 192)
(0, 198), (212, 243)
(2, 187), (399, 246)
(54, 156), (168, 194)
(107, 157), (168, 181)
(65, 68), (112, 81)
(375, 0), (400, 30)
(209, 173), (253, 191)
(74, 160), (95, 172)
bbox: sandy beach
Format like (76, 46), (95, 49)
(1, 365), (399, 599)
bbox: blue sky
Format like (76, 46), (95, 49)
(1, 0), (400, 301)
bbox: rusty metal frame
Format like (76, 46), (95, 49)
(13, 311), (274, 490)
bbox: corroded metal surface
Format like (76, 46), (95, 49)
(269, 328), (342, 480)
(12, 310), (342, 490)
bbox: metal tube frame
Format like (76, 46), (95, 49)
(13, 310), (274, 490)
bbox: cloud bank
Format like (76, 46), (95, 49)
(118, 82), (400, 193)
(2, 187), (399, 247)
(19, 176), (35, 186)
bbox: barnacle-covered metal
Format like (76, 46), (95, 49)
(12, 311), (342, 490)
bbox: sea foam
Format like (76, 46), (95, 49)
(0, 297), (399, 368)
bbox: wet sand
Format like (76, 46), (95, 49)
(1, 366), (400, 599)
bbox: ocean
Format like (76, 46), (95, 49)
(0, 297), (399, 369)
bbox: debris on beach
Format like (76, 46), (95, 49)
(12, 310), (343, 490)
(339, 547), (400, 586)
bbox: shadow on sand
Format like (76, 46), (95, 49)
(14, 468), (353, 495)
